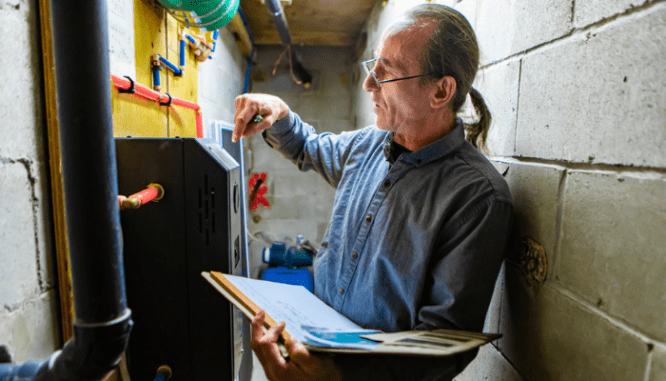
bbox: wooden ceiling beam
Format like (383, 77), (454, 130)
(240, 0), (379, 47)
(252, 30), (357, 46)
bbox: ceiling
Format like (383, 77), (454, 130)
(239, 0), (380, 46)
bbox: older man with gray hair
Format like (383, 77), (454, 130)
(232, 4), (512, 380)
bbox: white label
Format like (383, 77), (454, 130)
(107, 0), (136, 79)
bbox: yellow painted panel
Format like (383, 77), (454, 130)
(166, 15), (199, 138)
(135, 0), (167, 90)
(112, 87), (169, 138)
(38, 0), (74, 342)
(112, 0), (168, 138)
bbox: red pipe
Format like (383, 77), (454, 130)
(118, 183), (165, 210)
(111, 74), (203, 138)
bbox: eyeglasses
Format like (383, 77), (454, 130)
(362, 58), (434, 86)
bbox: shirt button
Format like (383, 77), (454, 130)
(339, 288), (345, 295)
(383, 179), (391, 188)
(366, 215), (372, 222)
(352, 252), (358, 259)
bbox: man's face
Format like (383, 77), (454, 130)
(363, 25), (435, 135)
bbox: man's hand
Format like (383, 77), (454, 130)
(251, 310), (343, 381)
(232, 94), (290, 142)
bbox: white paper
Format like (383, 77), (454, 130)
(220, 275), (378, 346)
(107, 0), (136, 79)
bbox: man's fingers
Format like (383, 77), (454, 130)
(232, 95), (260, 142)
(232, 93), (288, 142)
(250, 313), (291, 376)
(250, 310), (266, 349)
(262, 321), (286, 343)
(285, 338), (310, 361)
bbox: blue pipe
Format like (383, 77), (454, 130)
(238, 7), (255, 45)
(243, 48), (255, 94)
(159, 55), (183, 76)
(152, 57), (162, 91)
(179, 38), (186, 68)
(211, 30), (219, 53)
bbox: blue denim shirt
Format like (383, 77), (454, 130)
(264, 112), (512, 380)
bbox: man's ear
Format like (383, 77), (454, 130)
(431, 76), (456, 109)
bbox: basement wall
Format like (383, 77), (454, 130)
(245, 45), (356, 276)
(349, 1), (666, 380)
(0, 0), (248, 364)
(0, 0), (60, 363)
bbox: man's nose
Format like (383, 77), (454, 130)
(362, 71), (379, 92)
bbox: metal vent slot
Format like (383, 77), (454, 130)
(199, 175), (216, 246)
(211, 187), (215, 233)
(234, 236), (240, 267)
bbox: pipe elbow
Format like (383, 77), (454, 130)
(35, 309), (133, 381)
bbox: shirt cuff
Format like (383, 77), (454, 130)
(270, 110), (294, 133)
(262, 110), (295, 149)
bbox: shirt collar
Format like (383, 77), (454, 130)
(382, 118), (467, 167)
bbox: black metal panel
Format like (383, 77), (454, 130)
(220, 129), (254, 381)
(116, 138), (241, 381)
(183, 139), (240, 381)
(116, 138), (191, 380)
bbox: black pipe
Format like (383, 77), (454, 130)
(264, 0), (292, 45)
(52, 0), (128, 326)
(264, 0), (312, 87)
(0, 0), (132, 379)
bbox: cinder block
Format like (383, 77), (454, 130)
(0, 2), (43, 159)
(476, 0), (572, 64)
(0, 291), (60, 363)
(251, 218), (321, 247)
(499, 264), (649, 381)
(300, 47), (355, 97)
(503, 162), (564, 278)
(294, 94), (352, 122)
(250, 138), (296, 171)
(483, 261), (505, 334)
(198, 31), (244, 125)
(475, 59), (520, 157)
(296, 193), (335, 222)
(271, 169), (334, 197)
(556, 170), (666, 341)
(0, 162), (40, 306)
(574, 0), (652, 28)
(252, 192), (333, 223)
(259, 195), (302, 220)
(516, 5), (666, 167)
(650, 344), (666, 381)
(32, 160), (55, 291)
(454, 344), (525, 381)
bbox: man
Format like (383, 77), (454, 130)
(232, 4), (512, 380)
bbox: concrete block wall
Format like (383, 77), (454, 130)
(198, 27), (246, 133)
(245, 46), (355, 274)
(0, 0), (60, 362)
(351, 0), (666, 380)
(0, 0), (247, 365)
